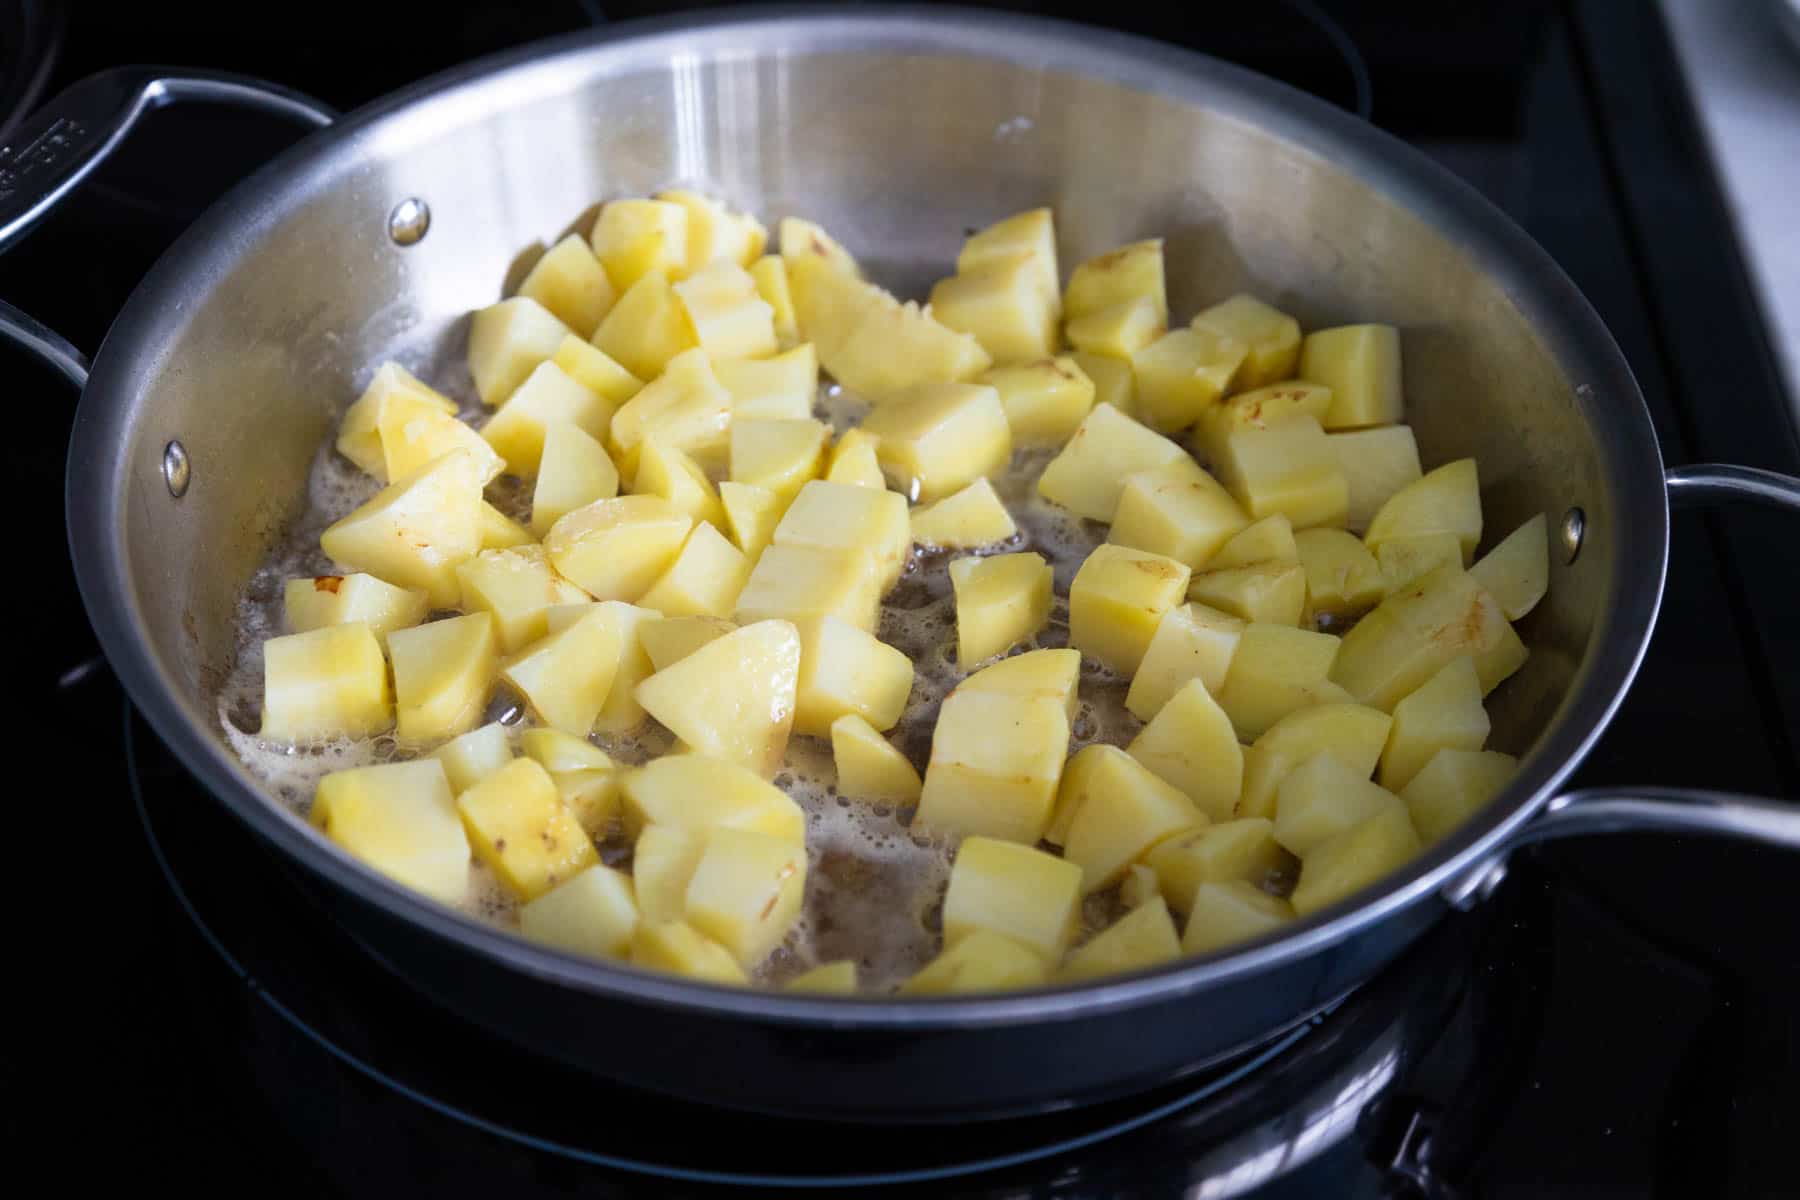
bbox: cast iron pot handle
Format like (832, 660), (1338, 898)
(0, 67), (336, 385)
(1445, 461), (1800, 907)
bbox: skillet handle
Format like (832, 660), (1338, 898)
(1664, 463), (1800, 512)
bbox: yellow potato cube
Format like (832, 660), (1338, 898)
(1375, 533), (1465, 595)
(981, 357), (1096, 444)
(1130, 326), (1248, 434)
(544, 495), (693, 602)
(958, 647), (1082, 722)
(467, 297), (572, 408)
(590, 198), (688, 292)
(1125, 602), (1246, 720)
(479, 502), (536, 550)
(1330, 564), (1523, 711)
(1070, 351), (1136, 420)
(1469, 513), (1548, 620)
(320, 451), (485, 607)
(1181, 880), (1295, 955)
(900, 929), (1047, 994)
(1060, 897), (1181, 982)
(638, 615), (737, 673)
(500, 606), (624, 735)
(748, 256), (799, 347)
(531, 423), (619, 537)
(311, 759), (469, 903)
(825, 428), (886, 489)
(1379, 657), (1490, 792)
(780, 216), (860, 276)
(520, 864), (638, 960)
(1295, 528), (1386, 620)
(832, 292), (993, 401)
(657, 189), (767, 271)
(337, 362), (457, 478)
(284, 574), (427, 642)
(1327, 425), (1421, 532)
(794, 615), (914, 736)
(548, 768), (620, 839)
(1144, 819), (1284, 914)
(1238, 702), (1394, 819)
(830, 714), (923, 805)
(914, 690), (1069, 844)
(1061, 744), (1204, 893)
(592, 271), (698, 383)
(910, 478), (1017, 549)
(785, 249), (880, 365)
(731, 418), (830, 503)
(950, 552), (1053, 666)
(481, 360), (614, 478)
(1064, 239), (1166, 324)
(1068, 543), (1192, 675)
(1065, 296), (1165, 359)
(683, 827), (807, 967)
(861, 382), (1011, 504)
(1191, 381), (1334, 464)
(633, 825), (707, 924)
(631, 920), (748, 985)
(632, 437), (725, 530)
(716, 343), (817, 420)
(1289, 803), (1421, 916)
(1191, 294), (1302, 389)
(261, 623), (392, 741)
(376, 391), (505, 487)
(634, 620), (801, 777)
(957, 207), (1059, 302)
(1273, 754), (1403, 856)
(607, 347), (730, 466)
(1210, 514), (1300, 568)
(1363, 458), (1482, 564)
(1216, 623), (1346, 740)
(674, 259), (779, 360)
(1121, 863), (1162, 909)
(639, 522), (752, 619)
(785, 960), (859, 994)
(517, 233), (617, 339)
(1299, 323), (1404, 429)
(1127, 678), (1244, 820)
(1215, 416), (1349, 530)
(733, 544), (883, 633)
(718, 481), (787, 560)
(551, 333), (643, 408)
(1109, 457), (1249, 568)
(943, 836), (1083, 961)
(458, 757), (598, 901)
(519, 727), (613, 773)
(388, 613), (498, 743)
(1188, 562), (1308, 627)
(929, 253), (1059, 362)
(620, 754), (806, 844)
(1403, 749), (1518, 842)
(1037, 402), (1186, 521)
(544, 600), (659, 733)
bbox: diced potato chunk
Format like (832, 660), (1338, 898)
(1191, 381), (1334, 464)
(775, 479), (911, 590)
(638, 615), (737, 672)
(1469, 513), (1549, 620)
(785, 249), (883, 364)
(634, 437), (724, 528)
(311, 759), (469, 904)
(958, 648), (1081, 722)
(262, 623), (393, 741)
(1289, 804), (1421, 916)
(1109, 457), (1249, 568)
(1127, 678), (1243, 821)
(635, 620), (801, 777)
(376, 390), (506, 487)
(1330, 564), (1524, 710)
(458, 757), (598, 901)
(794, 616), (914, 737)
(1061, 745), (1204, 893)
(834, 292), (994, 400)
(551, 334), (643, 408)
(718, 481), (787, 561)
(467, 297), (572, 408)
(1375, 533), (1465, 595)
(556, 600), (658, 733)
(1328, 425), (1421, 532)
(1273, 754), (1403, 856)
(1037, 403), (1186, 520)
(1071, 351), (1136, 418)
(520, 727), (613, 773)
(456, 545), (589, 653)
(1364, 458), (1482, 564)
(1064, 239), (1167, 325)
(479, 502), (536, 550)
(1402, 748), (1518, 842)
(1144, 819), (1284, 914)
(785, 960), (859, 994)
(1215, 623), (1346, 740)
(1295, 527), (1386, 619)
(915, 690), (1069, 844)
(591, 199), (688, 291)
(1065, 296), (1165, 358)
(779, 216), (860, 276)
(433, 723), (514, 795)
(830, 714), (923, 804)
(930, 254), (1059, 362)
(620, 754), (806, 844)
(520, 865), (638, 960)
(320, 451), (485, 608)
(1191, 295), (1302, 389)
(1060, 897), (1181, 982)
(482, 360), (614, 478)
(900, 929), (1047, 994)
(1187, 562), (1308, 627)
(950, 551), (1053, 666)
(544, 495), (693, 602)
(500, 606), (623, 736)
(388, 612), (498, 742)
(957, 208), (1059, 302)
(1120, 863), (1163, 909)
(943, 836), (1083, 961)
(594, 269), (699, 386)
(531, 423), (619, 537)
(1215, 416), (1348, 531)
(639, 522), (752, 619)
(657, 189), (768, 271)
(1379, 657), (1490, 792)
(1069, 543), (1192, 675)
(910, 478), (1018, 549)
(684, 827), (807, 967)
(1130, 326), (1248, 433)
(861, 382), (1011, 503)
(733, 544), (883, 633)
(285, 573), (428, 643)
(633, 825), (707, 924)
(716, 343), (817, 420)
(1125, 602), (1245, 720)
(981, 357), (1096, 444)
(825, 429), (885, 489)
(608, 347), (730, 467)
(748, 257), (799, 347)
(1299, 323), (1403, 429)
(1238, 702), (1394, 819)
(1211, 514), (1299, 569)
(631, 920), (748, 985)
(517, 234), (617, 338)
(337, 363), (457, 478)
(549, 768), (620, 839)
(1182, 880), (1295, 955)
(674, 260), (779, 360)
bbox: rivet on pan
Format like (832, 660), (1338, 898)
(387, 197), (431, 246)
(162, 440), (190, 498)
(1560, 507), (1585, 563)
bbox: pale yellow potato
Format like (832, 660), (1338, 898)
(1402, 748), (1518, 843)
(478, 502), (536, 550)
(785, 960), (859, 994)
(638, 522), (752, 619)
(1060, 897), (1181, 982)
(1037, 402), (1186, 520)
(1064, 239), (1167, 325)
(899, 929), (1047, 994)
(638, 615), (737, 673)
(747, 257), (799, 347)
(457, 757), (598, 902)
(980, 357), (1096, 444)
(517, 234), (617, 339)
(657, 189), (767, 270)
(1060, 744), (1204, 893)
(519, 727), (614, 773)
(1298, 323), (1403, 429)
(957, 208), (1059, 302)
(467, 297), (572, 408)
(1126, 678), (1243, 821)
(531, 422), (619, 537)
(1363, 458), (1482, 564)
(377, 390), (506, 487)
(1294, 527), (1386, 619)
(1109, 457), (1250, 569)
(1469, 513), (1549, 620)
(1272, 754), (1403, 857)
(1375, 533), (1464, 595)
(481, 359), (613, 478)
(1125, 602), (1246, 720)
(1144, 819), (1284, 915)
(311, 760), (469, 905)
(633, 825), (708, 924)
(1330, 563), (1524, 711)
(775, 479), (911, 590)
(544, 495), (693, 603)
(591, 199), (688, 290)
(1214, 415), (1349, 531)
(942, 836), (1083, 961)
(860, 382), (1011, 503)
(828, 287), (992, 400)
(551, 334), (643, 408)
(950, 551), (1053, 666)
(1210, 514), (1299, 569)
(635, 620), (801, 778)
(914, 690), (1069, 845)
(1190, 294), (1302, 389)
(1379, 657), (1490, 792)
(1215, 622), (1347, 740)
(432, 723), (513, 796)
(1328, 425), (1421, 532)
(1289, 804), (1421, 916)
(1187, 562), (1308, 627)
(1069, 351), (1136, 419)
(284, 573), (428, 643)
(1238, 702), (1394, 820)
(733, 544), (883, 634)
(930, 253), (1059, 362)
(1120, 863), (1163, 910)
(320, 450), (485, 607)
(684, 828), (807, 967)
(958, 647), (1081, 723)
(824, 429), (886, 489)
(500, 606), (623, 736)
(456, 545), (589, 654)
(830, 714), (923, 805)
(631, 920), (747, 985)
(607, 347), (729, 466)
(718, 481), (787, 560)
(674, 259), (779, 360)
(388, 612), (499, 743)
(634, 438), (725, 529)
(337, 362), (457, 478)
(794, 616), (914, 737)
(778, 216), (859, 276)
(1181, 880), (1295, 955)
(520, 865), (639, 961)
(1130, 326), (1248, 434)
(714, 343), (817, 420)
(261, 623), (392, 741)
(550, 768), (621, 840)
(785, 249), (883, 366)
(1065, 296), (1164, 358)
(1068, 543), (1192, 675)
(1191, 381), (1333, 464)
(620, 755), (806, 845)
(909, 477), (1019, 548)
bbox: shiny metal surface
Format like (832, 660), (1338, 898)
(161, 441), (191, 499)
(1665, 462), (1800, 511)
(387, 196), (431, 246)
(0, 296), (88, 387)
(1559, 506), (1586, 563)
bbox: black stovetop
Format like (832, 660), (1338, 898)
(7, 2), (1798, 1196)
